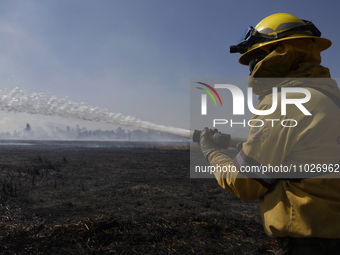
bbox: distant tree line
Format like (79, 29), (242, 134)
(0, 123), (187, 141)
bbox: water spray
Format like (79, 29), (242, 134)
(0, 88), (191, 138)
(0, 88), (246, 148)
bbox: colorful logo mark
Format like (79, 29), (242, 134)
(196, 82), (222, 106)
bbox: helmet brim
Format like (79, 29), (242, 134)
(239, 35), (332, 65)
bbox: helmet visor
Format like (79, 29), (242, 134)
(230, 20), (322, 55)
(230, 26), (257, 54)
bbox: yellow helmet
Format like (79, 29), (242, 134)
(230, 13), (332, 65)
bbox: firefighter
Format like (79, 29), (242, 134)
(200, 13), (340, 254)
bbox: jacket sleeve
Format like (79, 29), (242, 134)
(207, 93), (300, 200)
(208, 150), (270, 200)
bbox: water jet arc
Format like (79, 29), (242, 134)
(0, 88), (246, 147)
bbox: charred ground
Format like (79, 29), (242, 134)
(0, 142), (277, 254)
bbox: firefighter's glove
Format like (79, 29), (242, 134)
(200, 127), (221, 161)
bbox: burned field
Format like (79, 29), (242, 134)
(0, 142), (276, 254)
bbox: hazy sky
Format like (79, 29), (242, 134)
(0, 0), (338, 135)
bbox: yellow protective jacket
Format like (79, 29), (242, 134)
(209, 40), (340, 238)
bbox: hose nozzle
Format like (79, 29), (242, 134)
(192, 129), (246, 151)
